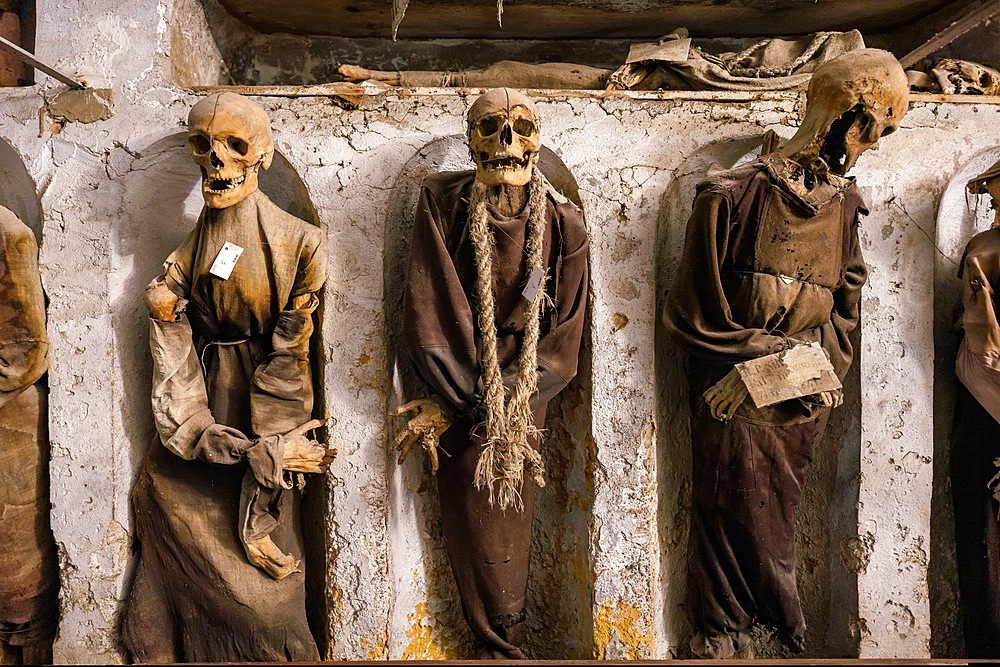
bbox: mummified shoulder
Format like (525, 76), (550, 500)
(421, 170), (475, 204)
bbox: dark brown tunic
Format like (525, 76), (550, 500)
(122, 190), (325, 662)
(663, 156), (867, 657)
(951, 226), (1000, 658)
(403, 171), (588, 656)
(0, 207), (58, 652)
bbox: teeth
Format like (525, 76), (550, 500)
(206, 172), (247, 193)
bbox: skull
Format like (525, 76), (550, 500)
(467, 88), (541, 187)
(933, 58), (1000, 96)
(780, 49), (909, 176)
(188, 92), (274, 209)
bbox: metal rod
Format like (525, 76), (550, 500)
(0, 34), (84, 89)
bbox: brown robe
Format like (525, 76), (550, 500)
(403, 170), (588, 656)
(122, 190), (325, 662)
(0, 206), (58, 657)
(951, 226), (1000, 658)
(663, 156), (867, 657)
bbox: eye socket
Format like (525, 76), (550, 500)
(512, 118), (536, 136)
(227, 136), (250, 156)
(188, 134), (211, 154)
(477, 117), (501, 136)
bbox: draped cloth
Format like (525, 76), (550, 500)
(0, 206), (58, 654)
(664, 156), (867, 657)
(952, 226), (1000, 658)
(402, 171), (588, 655)
(122, 190), (325, 662)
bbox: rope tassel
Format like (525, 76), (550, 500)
(468, 167), (548, 511)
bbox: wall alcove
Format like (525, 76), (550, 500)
(382, 135), (595, 658)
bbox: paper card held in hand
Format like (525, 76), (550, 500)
(736, 342), (841, 408)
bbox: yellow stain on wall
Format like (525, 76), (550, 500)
(401, 602), (450, 660)
(593, 601), (652, 660)
(360, 626), (389, 660)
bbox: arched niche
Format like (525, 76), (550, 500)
(929, 147), (1000, 657)
(382, 136), (594, 659)
(108, 131), (328, 651)
(654, 132), (862, 658)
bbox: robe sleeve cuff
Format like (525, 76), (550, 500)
(244, 435), (292, 490)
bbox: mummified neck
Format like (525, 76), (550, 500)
(484, 183), (530, 218)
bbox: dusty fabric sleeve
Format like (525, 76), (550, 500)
(0, 222), (47, 409)
(250, 293), (320, 440)
(403, 183), (481, 416)
(149, 313), (282, 488)
(530, 205), (590, 408)
(663, 188), (788, 364)
(813, 219), (867, 380)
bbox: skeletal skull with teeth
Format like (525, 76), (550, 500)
(188, 92), (274, 209)
(467, 88), (541, 187)
(779, 48), (909, 177)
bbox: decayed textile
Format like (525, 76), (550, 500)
(614, 30), (865, 92)
(952, 226), (1000, 658)
(0, 206), (58, 660)
(403, 171), (588, 656)
(664, 156), (867, 657)
(122, 190), (325, 662)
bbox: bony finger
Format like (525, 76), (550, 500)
(287, 418), (325, 438)
(392, 399), (426, 417)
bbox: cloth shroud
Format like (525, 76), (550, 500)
(615, 30), (865, 92)
(122, 189), (325, 662)
(663, 156), (868, 656)
(0, 206), (58, 647)
(952, 226), (1000, 657)
(402, 171), (588, 653)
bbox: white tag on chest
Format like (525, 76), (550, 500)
(209, 242), (245, 280)
(521, 266), (544, 303)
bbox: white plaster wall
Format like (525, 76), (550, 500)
(0, 1), (988, 662)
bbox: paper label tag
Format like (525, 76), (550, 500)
(521, 266), (544, 303)
(209, 242), (244, 280)
(735, 342), (841, 408)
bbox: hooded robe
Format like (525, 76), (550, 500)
(663, 155), (867, 658)
(0, 206), (58, 657)
(122, 189), (325, 662)
(402, 170), (588, 656)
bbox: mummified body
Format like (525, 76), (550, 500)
(122, 93), (331, 662)
(0, 208), (57, 665)
(398, 88), (588, 657)
(664, 49), (908, 658)
(951, 163), (1000, 658)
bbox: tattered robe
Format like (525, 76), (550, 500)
(122, 190), (325, 662)
(403, 171), (588, 656)
(951, 226), (1000, 658)
(663, 156), (867, 657)
(0, 207), (58, 653)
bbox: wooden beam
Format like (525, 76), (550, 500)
(899, 0), (1000, 68)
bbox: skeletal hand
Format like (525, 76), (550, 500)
(703, 368), (749, 421)
(812, 389), (844, 408)
(392, 398), (453, 474)
(281, 419), (336, 474)
(144, 280), (180, 321)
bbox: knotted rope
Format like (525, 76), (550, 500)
(468, 166), (548, 511)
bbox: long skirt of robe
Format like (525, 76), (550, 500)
(686, 405), (828, 659)
(0, 383), (58, 648)
(951, 384), (1000, 658)
(122, 341), (318, 663)
(123, 443), (317, 662)
(436, 407), (546, 658)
